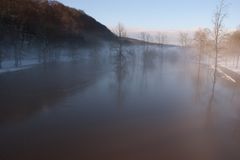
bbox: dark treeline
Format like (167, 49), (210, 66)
(0, 0), (115, 67)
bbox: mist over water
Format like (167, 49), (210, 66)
(1, 44), (240, 160)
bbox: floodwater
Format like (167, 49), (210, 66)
(1, 46), (240, 160)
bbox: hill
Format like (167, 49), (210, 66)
(0, 0), (115, 46)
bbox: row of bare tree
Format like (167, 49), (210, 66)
(179, 0), (240, 69)
(193, 27), (240, 68)
(113, 23), (168, 46)
(112, 0), (239, 71)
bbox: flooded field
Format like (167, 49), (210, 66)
(1, 46), (240, 160)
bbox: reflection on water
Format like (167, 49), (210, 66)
(0, 61), (106, 124)
(1, 45), (240, 160)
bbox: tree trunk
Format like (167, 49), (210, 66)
(0, 51), (2, 69)
(14, 46), (19, 67)
(38, 50), (42, 63)
(236, 55), (240, 69)
(214, 39), (218, 70)
(198, 49), (202, 65)
(233, 56), (235, 66)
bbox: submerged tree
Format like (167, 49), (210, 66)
(179, 32), (190, 48)
(115, 23), (127, 39)
(212, 0), (227, 70)
(114, 23), (127, 58)
(0, 20), (3, 69)
(140, 32), (152, 43)
(140, 32), (146, 43)
(228, 29), (240, 68)
(0, 47), (2, 69)
(194, 28), (210, 64)
(156, 32), (167, 48)
(140, 32), (151, 51)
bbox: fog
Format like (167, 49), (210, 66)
(1, 42), (240, 159)
(1, 0), (240, 159)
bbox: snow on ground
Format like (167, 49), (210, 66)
(189, 54), (239, 84)
(1, 47), (239, 81)
(209, 64), (237, 83)
(0, 48), (101, 75)
(0, 47), (94, 75)
(219, 58), (240, 75)
(0, 66), (33, 74)
(0, 59), (39, 75)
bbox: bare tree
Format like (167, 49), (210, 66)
(156, 32), (167, 47)
(228, 29), (240, 68)
(114, 23), (127, 39)
(140, 32), (151, 43)
(140, 32), (151, 51)
(0, 48), (2, 69)
(146, 33), (152, 44)
(194, 28), (210, 64)
(112, 23), (128, 104)
(113, 23), (127, 58)
(212, 0), (227, 70)
(0, 27), (3, 69)
(179, 32), (190, 48)
(140, 32), (147, 42)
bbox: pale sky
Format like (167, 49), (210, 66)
(57, 0), (240, 44)
(58, 0), (239, 30)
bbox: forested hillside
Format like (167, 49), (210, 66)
(0, 0), (114, 42)
(0, 0), (115, 67)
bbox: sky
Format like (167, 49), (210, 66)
(57, 0), (239, 44)
(58, 0), (239, 30)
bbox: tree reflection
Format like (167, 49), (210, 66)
(112, 41), (128, 108)
(194, 62), (202, 103)
(142, 47), (158, 89)
(206, 67), (217, 129)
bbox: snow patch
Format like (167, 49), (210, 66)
(0, 59), (39, 75)
(210, 65), (237, 83)
(0, 66), (32, 74)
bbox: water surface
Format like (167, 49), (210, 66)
(1, 46), (240, 160)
